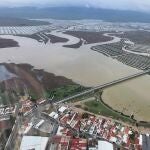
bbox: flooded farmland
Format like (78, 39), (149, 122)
(0, 31), (150, 121)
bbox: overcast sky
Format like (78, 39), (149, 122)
(1, 0), (150, 12)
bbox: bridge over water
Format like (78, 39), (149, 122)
(55, 69), (150, 104)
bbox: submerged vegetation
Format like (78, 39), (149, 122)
(83, 95), (136, 124)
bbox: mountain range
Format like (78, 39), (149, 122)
(0, 7), (150, 23)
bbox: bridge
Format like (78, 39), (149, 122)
(4, 69), (150, 120)
(4, 69), (150, 150)
(55, 69), (150, 104)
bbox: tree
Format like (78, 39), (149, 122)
(29, 92), (38, 103)
(82, 113), (89, 119)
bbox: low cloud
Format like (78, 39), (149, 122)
(0, 0), (150, 12)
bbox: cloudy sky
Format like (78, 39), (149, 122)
(0, 0), (150, 12)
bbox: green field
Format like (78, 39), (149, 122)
(46, 84), (86, 100)
(84, 98), (135, 123)
(0, 84), (86, 105)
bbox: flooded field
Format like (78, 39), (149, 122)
(0, 33), (137, 86)
(0, 31), (150, 121)
(102, 75), (150, 121)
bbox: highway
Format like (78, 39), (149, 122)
(55, 69), (150, 104)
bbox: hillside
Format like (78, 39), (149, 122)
(1, 7), (150, 22)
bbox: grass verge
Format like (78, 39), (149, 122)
(84, 97), (136, 124)
(45, 84), (87, 100)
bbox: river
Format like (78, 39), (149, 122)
(0, 31), (150, 121)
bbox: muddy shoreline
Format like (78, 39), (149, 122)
(0, 63), (78, 105)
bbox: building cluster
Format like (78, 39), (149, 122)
(0, 105), (15, 117)
(0, 97), (46, 132)
(67, 20), (150, 32)
(49, 105), (142, 150)
(0, 105), (16, 131)
(19, 97), (46, 114)
(68, 22), (134, 32)
(19, 105), (148, 150)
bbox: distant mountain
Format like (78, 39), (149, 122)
(0, 16), (49, 26)
(0, 7), (150, 23)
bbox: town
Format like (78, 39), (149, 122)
(0, 92), (149, 150)
(0, 8), (150, 150)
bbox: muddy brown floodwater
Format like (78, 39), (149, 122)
(0, 31), (150, 121)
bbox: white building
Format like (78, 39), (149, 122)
(20, 136), (49, 150)
(98, 141), (113, 150)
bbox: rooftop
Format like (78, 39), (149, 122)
(98, 140), (114, 150)
(20, 136), (49, 150)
